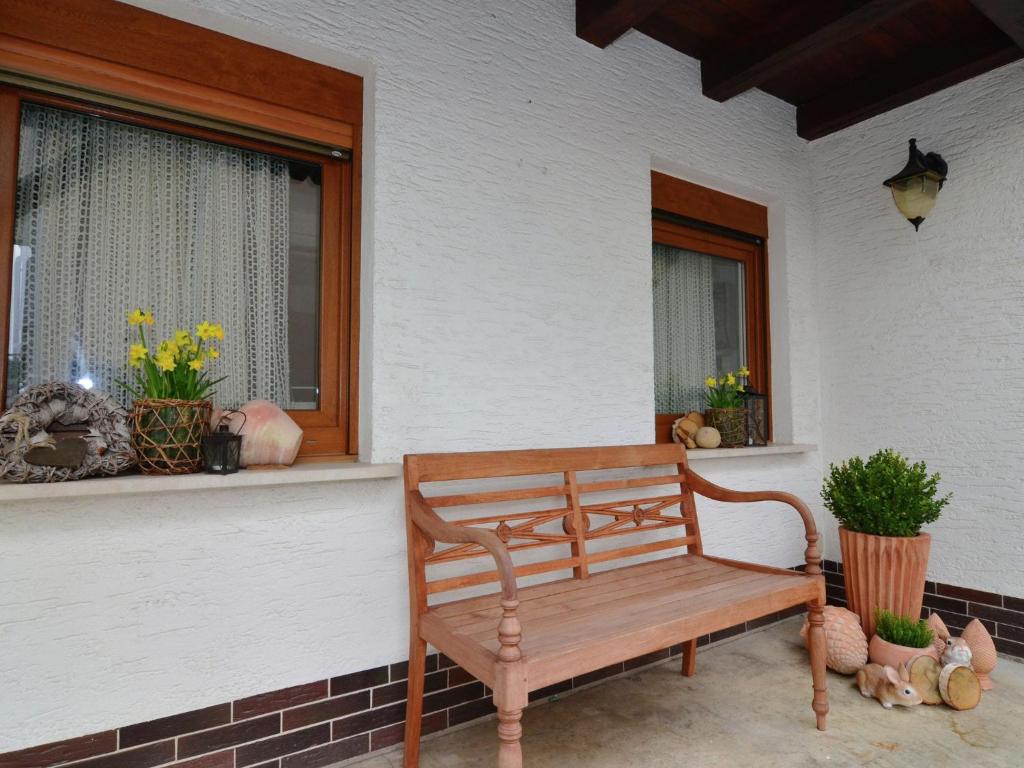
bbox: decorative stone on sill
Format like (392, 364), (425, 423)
(0, 461), (403, 502)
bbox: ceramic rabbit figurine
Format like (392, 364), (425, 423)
(941, 636), (973, 667)
(856, 663), (923, 709)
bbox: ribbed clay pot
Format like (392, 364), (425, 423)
(838, 526), (932, 637)
(868, 634), (939, 668)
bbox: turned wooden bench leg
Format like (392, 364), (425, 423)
(807, 599), (829, 731)
(403, 635), (428, 767)
(494, 598), (527, 768)
(680, 638), (697, 677)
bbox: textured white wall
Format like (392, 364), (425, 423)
(812, 61), (1024, 597)
(0, 0), (825, 751)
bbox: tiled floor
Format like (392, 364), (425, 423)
(357, 617), (1024, 767)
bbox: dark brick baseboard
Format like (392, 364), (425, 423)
(821, 559), (1024, 659)
(0, 605), (806, 768)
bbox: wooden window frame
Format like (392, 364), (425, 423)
(651, 172), (771, 444)
(0, 0), (364, 459)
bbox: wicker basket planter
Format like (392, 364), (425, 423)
(132, 399), (212, 475)
(705, 407), (747, 448)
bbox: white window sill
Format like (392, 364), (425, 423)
(685, 443), (816, 461)
(0, 461), (402, 502)
(0, 445), (816, 502)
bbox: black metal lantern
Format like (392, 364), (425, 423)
(203, 413), (243, 474)
(883, 138), (948, 231)
(742, 388), (769, 447)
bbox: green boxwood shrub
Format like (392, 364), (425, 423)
(874, 609), (934, 648)
(821, 449), (950, 537)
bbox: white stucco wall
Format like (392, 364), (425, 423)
(0, 0), (829, 751)
(812, 61), (1024, 597)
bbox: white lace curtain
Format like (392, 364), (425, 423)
(652, 244), (716, 414)
(13, 103), (291, 408)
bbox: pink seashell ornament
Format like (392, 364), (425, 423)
(215, 400), (303, 467)
(800, 605), (869, 674)
(962, 618), (997, 691)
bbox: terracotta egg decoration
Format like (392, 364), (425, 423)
(800, 605), (868, 674)
(962, 618), (997, 691)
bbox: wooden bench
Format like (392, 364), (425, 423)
(402, 444), (828, 767)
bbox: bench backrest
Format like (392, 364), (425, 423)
(405, 444), (702, 604)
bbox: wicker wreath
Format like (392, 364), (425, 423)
(0, 382), (136, 483)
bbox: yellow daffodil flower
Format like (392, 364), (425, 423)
(127, 309), (155, 326)
(705, 376), (717, 388)
(207, 347), (220, 360)
(158, 340), (179, 356)
(726, 373), (736, 386)
(737, 385), (745, 393)
(175, 329), (193, 349)
(128, 343), (148, 367)
(196, 321), (225, 341)
(737, 366), (750, 378)
(188, 359), (204, 371)
(154, 350), (175, 372)
(210, 323), (224, 341)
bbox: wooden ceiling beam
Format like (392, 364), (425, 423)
(576, 0), (667, 48)
(968, 0), (1024, 48)
(701, 0), (922, 102)
(797, 39), (1022, 140)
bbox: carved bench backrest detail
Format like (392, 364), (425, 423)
(405, 444), (703, 600)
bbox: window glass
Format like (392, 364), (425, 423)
(8, 102), (322, 410)
(652, 244), (747, 414)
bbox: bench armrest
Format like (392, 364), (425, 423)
(684, 467), (823, 575)
(409, 490), (519, 601)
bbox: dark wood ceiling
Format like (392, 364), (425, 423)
(576, 0), (1024, 139)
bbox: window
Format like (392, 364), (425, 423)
(650, 173), (769, 442)
(0, 0), (363, 457)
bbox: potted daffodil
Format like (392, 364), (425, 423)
(703, 366), (749, 448)
(119, 309), (226, 475)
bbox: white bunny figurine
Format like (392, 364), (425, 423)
(942, 636), (973, 667)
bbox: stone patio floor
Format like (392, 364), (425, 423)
(356, 616), (1024, 767)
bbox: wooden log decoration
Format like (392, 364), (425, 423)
(908, 655), (942, 705)
(939, 664), (982, 711)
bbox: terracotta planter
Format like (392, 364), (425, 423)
(838, 526), (931, 637)
(868, 634), (939, 668)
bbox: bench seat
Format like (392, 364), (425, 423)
(424, 554), (819, 691)
(402, 444), (829, 767)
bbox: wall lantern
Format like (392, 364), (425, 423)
(883, 138), (948, 231)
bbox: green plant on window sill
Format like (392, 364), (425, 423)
(703, 366), (749, 409)
(874, 609), (934, 649)
(117, 309), (227, 401)
(821, 448), (950, 537)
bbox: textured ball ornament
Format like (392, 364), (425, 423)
(800, 606), (868, 674)
(694, 426), (721, 449)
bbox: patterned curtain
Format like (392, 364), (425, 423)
(652, 244), (716, 414)
(13, 103), (291, 408)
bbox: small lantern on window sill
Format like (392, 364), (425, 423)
(883, 138), (948, 231)
(742, 388), (769, 447)
(203, 412), (244, 475)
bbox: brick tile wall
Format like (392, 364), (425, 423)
(0, 609), (803, 768)
(821, 560), (1024, 659)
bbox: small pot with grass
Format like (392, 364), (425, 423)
(869, 609), (939, 667)
(822, 449), (950, 636)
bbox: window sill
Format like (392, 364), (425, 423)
(685, 443), (816, 461)
(0, 461), (402, 502)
